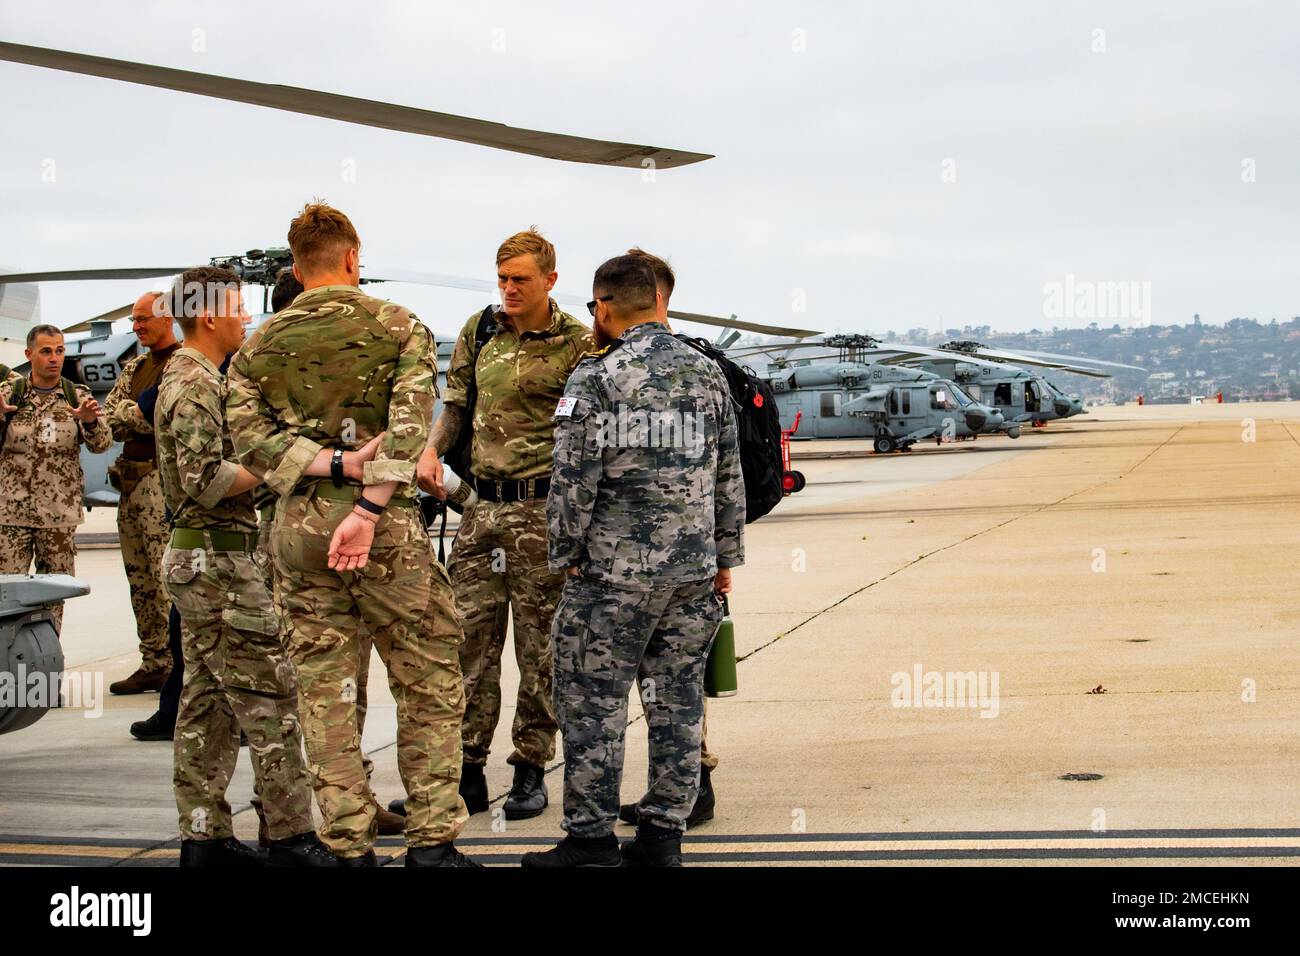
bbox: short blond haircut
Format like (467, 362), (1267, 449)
(288, 201), (361, 274)
(497, 226), (555, 274)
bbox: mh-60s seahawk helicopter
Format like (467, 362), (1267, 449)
(756, 334), (1008, 452)
(734, 333), (1143, 443)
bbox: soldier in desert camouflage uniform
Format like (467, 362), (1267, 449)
(228, 202), (475, 867)
(414, 227), (591, 821)
(104, 292), (181, 694)
(155, 266), (320, 868)
(522, 256), (745, 869)
(0, 326), (113, 631)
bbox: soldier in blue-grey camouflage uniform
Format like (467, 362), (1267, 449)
(521, 255), (745, 868)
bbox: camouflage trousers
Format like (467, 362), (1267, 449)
(117, 468), (171, 673)
(260, 515), (379, 793)
(450, 498), (562, 769)
(162, 541), (314, 843)
(271, 494), (466, 857)
(552, 575), (723, 837)
(0, 524), (76, 631)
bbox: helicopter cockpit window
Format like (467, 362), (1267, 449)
(820, 392), (842, 417)
(949, 385), (973, 407)
(930, 387), (956, 410)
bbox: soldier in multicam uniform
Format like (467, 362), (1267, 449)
(104, 292), (181, 695)
(228, 202), (476, 867)
(412, 227), (592, 821)
(522, 255), (745, 868)
(0, 325), (113, 631)
(155, 266), (321, 867)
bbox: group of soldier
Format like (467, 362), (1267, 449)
(0, 202), (744, 867)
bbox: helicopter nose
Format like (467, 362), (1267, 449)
(1053, 399), (1073, 417)
(964, 409), (987, 432)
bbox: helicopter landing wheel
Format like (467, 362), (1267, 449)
(873, 435), (896, 454)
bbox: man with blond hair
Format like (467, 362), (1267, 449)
(228, 202), (475, 867)
(412, 227), (591, 821)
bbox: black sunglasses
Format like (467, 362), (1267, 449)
(586, 295), (613, 317)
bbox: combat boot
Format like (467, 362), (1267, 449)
(375, 802), (405, 836)
(109, 666), (166, 696)
(460, 761), (490, 815)
(502, 762), (547, 820)
(129, 710), (174, 741)
(179, 836), (266, 867)
(388, 761), (490, 817)
(267, 832), (335, 867)
(520, 834), (622, 868)
(686, 765), (715, 828)
(619, 766), (716, 829)
(405, 843), (483, 867)
(620, 822), (684, 868)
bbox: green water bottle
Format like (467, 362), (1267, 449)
(704, 595), (737, 698)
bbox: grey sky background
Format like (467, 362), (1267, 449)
(1, 0), (1297, 344)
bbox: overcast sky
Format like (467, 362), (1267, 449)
(2, 0), (1297, 345)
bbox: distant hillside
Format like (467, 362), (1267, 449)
(888, 316), (1300, 403)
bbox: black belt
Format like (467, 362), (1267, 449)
(471, 475), (550, 503)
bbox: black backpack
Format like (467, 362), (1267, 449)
(676, 335), (784, 524)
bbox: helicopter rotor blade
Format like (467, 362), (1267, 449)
(982, 346), (1146, 372)
(62, 302), (136, 334)
(0, 41), (713, 169)
(666, 311), (820, 339)
(0, 267), (189, 284)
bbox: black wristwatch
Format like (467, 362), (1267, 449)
(331, 448), (345, 487)
(356, 495), (385, 517)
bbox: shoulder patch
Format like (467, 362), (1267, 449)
(554, 396), (578, 418)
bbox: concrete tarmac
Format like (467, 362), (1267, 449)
(3, 402), (1298, 865)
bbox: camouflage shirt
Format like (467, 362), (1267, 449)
(226, 284), (436, 499)
(0, 377), (113, 528)
(547, 321), (746, 590)
(155, 348), (258, 534)
(444, 299), (592, 481)
(104, 344), (179, 456)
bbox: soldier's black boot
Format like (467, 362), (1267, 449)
(620, 822), (684, 868)
(267, 832), (335, 867)
(178, 836), (266, 867)
(620, 766), (715, 829)
(685, 766), (715, 829)
(460, 761), (490, 815)
(129, 710), (175, 742)
(405, 843), (483, 867)
(388, 761), (490, 817)
(502, 762), (547, 820)
(520, 834), (622, 868)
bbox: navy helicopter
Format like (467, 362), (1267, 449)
(735, 334), (1143, 439)
(742, 335), (1009, 451)
(866, 340), (1144, 426)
